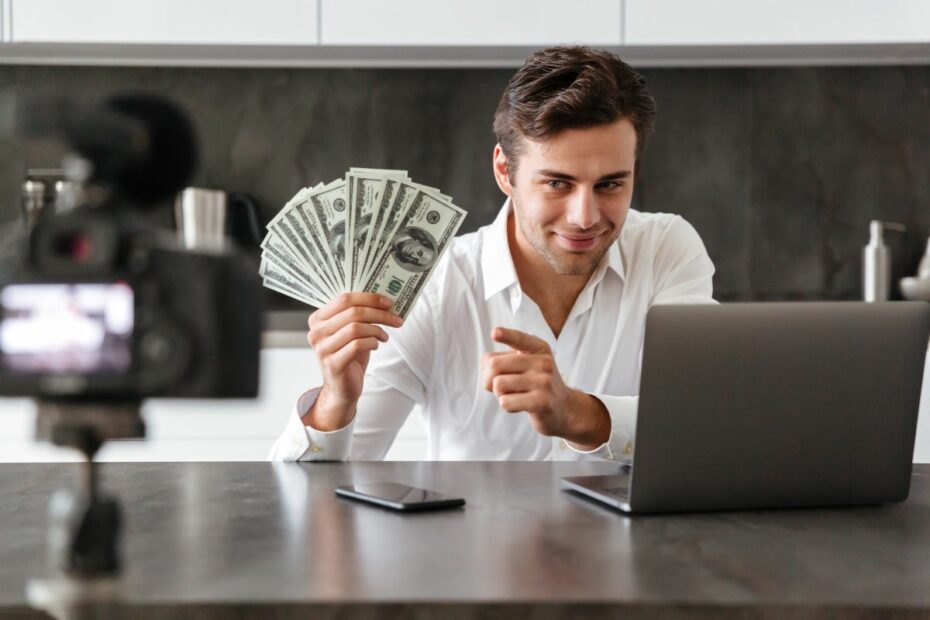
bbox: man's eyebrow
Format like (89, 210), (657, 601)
(597, 170), (632, 181)
(534, 169), (632, 182)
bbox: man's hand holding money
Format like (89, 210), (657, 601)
(263, 168), (464, 432)
(482, 327), (611, 451)
(303, 293), (403, 431)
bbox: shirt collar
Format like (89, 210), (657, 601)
(480, 198), (626, 303)
(480, 198), (520, 301)
(604, 230), (625, 283)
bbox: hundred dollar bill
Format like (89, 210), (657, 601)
(414, 182), (453, 203)
(361, 179), (453, 286)
(265, 217), (340, 298)
(263, 183), (341, 297)
(262, 273), (325, 308)
(282, 199), (345, 295)
(299, 179), (349, 293)
(265, 185), (310, 233)
(261, 261), (327, 307)
(346, 171), (388, 290)
(263, 276), (319, 307)
(359, 176), (401, 285)
(259, 246), (329, 305)
(359, 170), (411, 283)
(261, 229), (316, 286)
(360, 180), (422, 288)
(350, 167), (408, 177)
(362, 189), (466, 318)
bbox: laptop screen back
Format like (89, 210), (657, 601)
(628, 302), (930, 513)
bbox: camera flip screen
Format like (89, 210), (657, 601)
(0, 283), (133, 375)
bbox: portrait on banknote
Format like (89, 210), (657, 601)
(391, 226), (437, 272)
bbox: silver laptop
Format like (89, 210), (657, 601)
(561, 302), (930, 514)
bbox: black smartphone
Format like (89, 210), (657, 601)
(335, 482), (465, 512)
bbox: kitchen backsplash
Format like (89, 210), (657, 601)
(0, 64), (928, 307)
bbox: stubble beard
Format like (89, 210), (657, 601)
(511, 192), (619, 277)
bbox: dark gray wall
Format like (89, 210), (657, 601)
(1, 64), (928, 309)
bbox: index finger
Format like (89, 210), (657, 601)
(312, 292), (394, 321)
(491, 327), (549, 354)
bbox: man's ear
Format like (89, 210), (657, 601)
(492, 144), (513, 197)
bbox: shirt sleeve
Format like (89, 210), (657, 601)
(267, 387), (353, 461)
(266, 378), (418, 461)
(268, 277), (437, 462)
(568, 214), (717, 462)
(569, 394), (638, 463)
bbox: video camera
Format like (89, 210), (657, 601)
(0, 93), (261, 400)
(0, 92), (262, 614)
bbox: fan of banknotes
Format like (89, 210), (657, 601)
(260, 168), (467, 319)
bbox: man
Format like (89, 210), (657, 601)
(270, 46), (715, 462)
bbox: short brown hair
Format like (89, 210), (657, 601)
(493, 46), (656, 173)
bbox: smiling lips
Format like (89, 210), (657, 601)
(553, 231), (604, 251)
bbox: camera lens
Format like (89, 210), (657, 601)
(32, 215), (117, 273)
(54, 231), (95, 263)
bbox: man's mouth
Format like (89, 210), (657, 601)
(553, 231), (604, 251)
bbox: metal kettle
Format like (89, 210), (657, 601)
(174, 188), (263, 252)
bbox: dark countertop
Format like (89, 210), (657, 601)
(263, 311), (309, 347)
(3, 461), (930, 619)
(264, 310), (310, 332)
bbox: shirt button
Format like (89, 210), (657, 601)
(559, 439), (568, 450)
(309, 445), (323, 453)
(623, 442), (633, 456)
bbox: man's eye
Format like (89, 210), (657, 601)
(546, 180), (565, 189)
(598, 181), (624, 191)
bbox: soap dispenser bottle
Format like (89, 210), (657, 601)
(863, 220), (906, 302)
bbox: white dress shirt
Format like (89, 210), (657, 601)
(269, 199), (716, 462)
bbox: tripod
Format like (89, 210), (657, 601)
(26, 400), (145, 620)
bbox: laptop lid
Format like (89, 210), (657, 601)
(626, 302), (930, 514)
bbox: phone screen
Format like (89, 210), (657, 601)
(336, 483), (465, 510)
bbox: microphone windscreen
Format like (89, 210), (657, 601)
(104, 94), (198, 206)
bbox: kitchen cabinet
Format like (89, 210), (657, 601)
(0, 345), (426, 462)
(2, 0), (929, 66)
(320, 0), (622, 46)
(10, 0), (319, 45)
(0, 0), (10, 43)
(625, 0), (930, 45)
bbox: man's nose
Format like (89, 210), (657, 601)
(565, 187), (600, 230)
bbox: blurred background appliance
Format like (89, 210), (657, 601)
(174, 187), (262, 253)
(20, 169), (81, 229)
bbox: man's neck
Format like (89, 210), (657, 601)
(507, 214), (591, 339)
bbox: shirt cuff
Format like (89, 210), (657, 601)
(267, 388), (355, 461)
(567, 394), (638, 463)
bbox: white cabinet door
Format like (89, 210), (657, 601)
(625, 0), (930, 45)
(321, 0), (622, 46)
(1, 0), (11, 42)
(0, 347), (426, 462)
(11, 0), (319, 45)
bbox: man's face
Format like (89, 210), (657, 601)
(493, 118), (637, 277)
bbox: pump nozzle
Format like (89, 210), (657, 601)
(864, 221), (906, 302)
